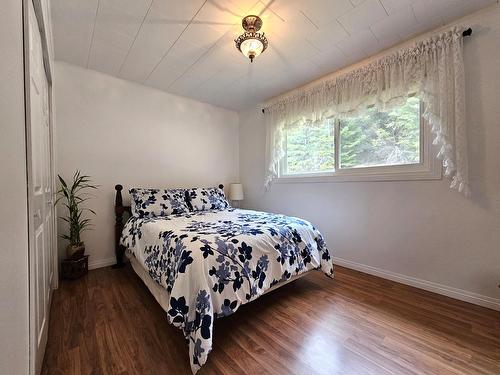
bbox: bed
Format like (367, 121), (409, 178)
(114, 184), (334, 373)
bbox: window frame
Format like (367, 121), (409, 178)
(277, 102), (442, 184)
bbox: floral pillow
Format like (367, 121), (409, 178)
(186, 187), (230, 211)
(129, 188), (189, 218)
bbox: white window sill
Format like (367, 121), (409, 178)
(276, 161), (442, 184)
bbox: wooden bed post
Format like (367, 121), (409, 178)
(113, 184), (127, 268)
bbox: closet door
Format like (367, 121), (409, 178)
(27, 1), (55, 373)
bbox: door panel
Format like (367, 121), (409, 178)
(46, 211), (54, 291)
(27, 1), (54, 373)
(34, 226), (46, 346)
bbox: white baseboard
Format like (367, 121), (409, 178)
(88, 257), (116, 270)
(333, 256), (500, 312)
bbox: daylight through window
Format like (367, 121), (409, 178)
(285, 120), (335, 174)
(283, 97), (423, 177)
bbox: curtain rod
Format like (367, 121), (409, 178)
(261, 27), (473, 114)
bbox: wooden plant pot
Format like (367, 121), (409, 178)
(61, 255), (89, 279)
(67, 243), (85, 259)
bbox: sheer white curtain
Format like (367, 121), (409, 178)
(263, 26), (469, 196)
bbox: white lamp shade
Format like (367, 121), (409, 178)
(240, 38), (264, 60)
(229, 183), (244, 201)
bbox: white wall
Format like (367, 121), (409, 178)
(55, 62), (239, 268)
(0, 1), (29, 374)
(239, 5), (500, 310)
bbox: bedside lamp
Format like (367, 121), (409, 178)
(229, 183), (244, 208)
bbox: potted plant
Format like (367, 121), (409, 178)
(56, 171), (98, 259)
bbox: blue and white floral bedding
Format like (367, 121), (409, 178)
(121, 208), (334, 373)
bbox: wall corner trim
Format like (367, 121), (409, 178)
(333, 257), (500, 312)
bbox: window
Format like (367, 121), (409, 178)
(285, 120), (335, 174)
(339, 97), (421, 168)
(280, 97), (441, 182)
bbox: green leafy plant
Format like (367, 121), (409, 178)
(55, 171), (98, 247)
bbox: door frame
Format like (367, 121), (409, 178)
(23, 0), (57, 374)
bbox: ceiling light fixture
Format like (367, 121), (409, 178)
(235, 15), (268, 62)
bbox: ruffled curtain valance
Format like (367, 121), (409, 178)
(263, 26), (469, 196)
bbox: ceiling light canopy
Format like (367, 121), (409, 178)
(235, 15), (268, 62)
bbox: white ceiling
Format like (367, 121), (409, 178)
(51, 0), (494, 111)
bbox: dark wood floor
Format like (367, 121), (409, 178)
(42, 265), (500, 375)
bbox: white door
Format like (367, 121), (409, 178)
(27, 1), (55, 374)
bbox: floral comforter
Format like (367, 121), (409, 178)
(121, 208), (334, 373)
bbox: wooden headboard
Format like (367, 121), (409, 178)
(113, 184), (224, 268)
(113, 184), (131, 268)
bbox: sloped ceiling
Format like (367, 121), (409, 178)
(51, 0), (495, 110)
